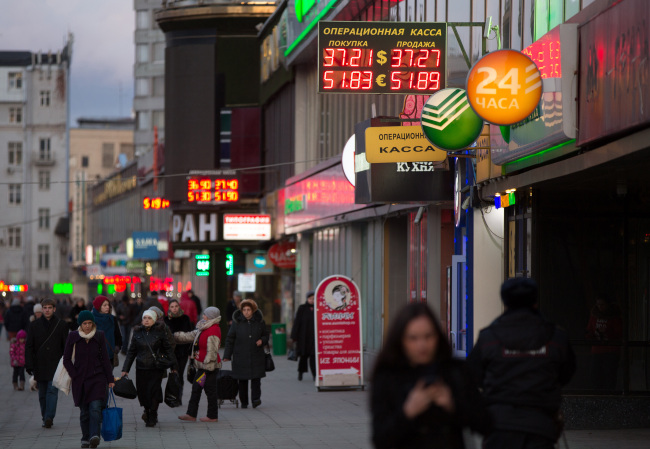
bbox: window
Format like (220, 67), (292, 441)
(153, 43), (165, 63)
(102, 143), (115, 168)
(137, 111), (151, 131)
(39, 171), (50, 190)
(8, 227), (21, 248)
(135, 78), (150, 96)
(39, 138), (51, 160)
(153, 110), (165, 129)
(8, 142), (22, 165)
(40, 90), (51, 106)
(9, 107), (22, 124)
(81, 156), (89, 167)
(136, 44), (150, 63)
(9, 184), (21, 204)
(153, 76), (165, 97)
(136, 10), (150, 29)
(8, 72), (22, 89)
(38, 208), (50, 229)
(38, 245), (50, 269)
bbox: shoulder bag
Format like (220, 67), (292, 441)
(53, 343), (75, 395)
(143, 331), (173, 370)
(264, 347), (275, 372)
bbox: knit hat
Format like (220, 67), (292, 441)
(149, 306), (164, 320)
(93, 295), (109, 311)
(501, 278), (538, 309)
(78, 310), (95, 326)
(203, 307), (221, 320)
(17, 330), (27, 339)
(33, 304), (43, 313)
(306, 291), (315, 299)
(11, 299), (20, 306)
(240, 299), (258, 313)
(143, 310), (157, 322)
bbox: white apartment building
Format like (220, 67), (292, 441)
(0, 42), (72, 295)
(134, 0), (165, 157)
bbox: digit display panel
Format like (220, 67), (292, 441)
(318, 21), (446, 94)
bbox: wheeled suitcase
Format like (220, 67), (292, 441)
(217, 369), (239, 408)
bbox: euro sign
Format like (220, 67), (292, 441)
(376, 75), (386, 87)
(377, 50), (387, 65)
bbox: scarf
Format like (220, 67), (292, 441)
(168, 308), (184, 319)
(78, 327), (97, 341)
(190, 316), (222, 355)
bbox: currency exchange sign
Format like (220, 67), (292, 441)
(318, 21), (446, 94)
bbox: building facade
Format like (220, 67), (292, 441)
(0, 43), (72, 295)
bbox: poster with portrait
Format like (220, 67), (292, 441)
(314, 275), (363, 389)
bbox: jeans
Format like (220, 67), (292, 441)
(37, 380), (59, 422)
(187, 369), (219, 419)
(80, 400), (103, 443)
(237, 378), (261, 406)
(13, 366), (25, 382)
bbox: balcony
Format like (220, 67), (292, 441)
(33, 151), (56, 166)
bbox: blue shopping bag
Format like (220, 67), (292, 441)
(101, 388), (123, 442)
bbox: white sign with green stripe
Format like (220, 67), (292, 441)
(421, 88), (483, 151)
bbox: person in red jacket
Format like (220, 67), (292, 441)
(586, 297), (623, 390)
(180, 291), (198, 326)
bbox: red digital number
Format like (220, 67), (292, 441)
(214, 192), (222, 202)
(143, 197), (151, 209)
(228, 180), (238, 189)
(323, 70), (334, 89)
(350, 71), (362, 89)
(416, 50), (429, 67)
(188, 179), (199, 190)
(391, 71), (402, 90)
(391, 49), (402, 67)
(199, 191), (211, 202)
(350, 48), (361, 67)
(431, 50), (441, 67)
(188, 191), (195, 202)
(362, 71), (372, 89)
(337, 48), (347, 66)
(199, 179), (211, 190)
(323, 48), (335, 66)
(428, 72), (440, 90)
(404, 49), (415, 67)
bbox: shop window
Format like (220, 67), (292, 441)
(504, 189), (533, 278)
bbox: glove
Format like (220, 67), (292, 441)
(26, 369), (33, 376)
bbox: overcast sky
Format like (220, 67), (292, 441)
(0, 1), (135, 125)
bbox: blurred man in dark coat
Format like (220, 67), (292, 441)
(290, 291), (316, 381)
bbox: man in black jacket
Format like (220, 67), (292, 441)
(468, 278), (576, 449)
(25, 298), (69, 429)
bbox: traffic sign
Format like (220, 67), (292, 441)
(421, 88), (484, 151)
(466, 49), (542, 125)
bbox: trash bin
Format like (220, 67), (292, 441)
(271, 323), (287, 356)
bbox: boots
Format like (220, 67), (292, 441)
(18, 381), (25, 391)
(146, 401), (159, 427)
(13, 382), (18, 391)
(141, 409), (148, 423)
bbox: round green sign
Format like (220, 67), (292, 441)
(421, 88), (483, 151)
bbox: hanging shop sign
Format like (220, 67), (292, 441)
(421, 88), (484, 151)
(268, 241), (297, 269)
(317, 21), (446, 94)
(245, 253), (274, 274)
(492, 24), (578, 165)
(314, 275), (363, 389)
(364, 126), (448, 163)
(223, 214), (272, 241)
(195, 254), (210, 277)
(132, 232), (159, 259)
(93, 174), (137, 206)
(143, 197), (170, 209)
(171, 212), (219, 244)
(466, 49), (542, 126)
(238, 273), (256, 292)
(100, 254), (129, 275)
(53, 283), (73, 295)
(578, 0), (650, 146)
(286, 0), (343, 57)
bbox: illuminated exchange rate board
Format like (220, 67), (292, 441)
(318, 21), (446, 94)
(186, 177), (239, 204)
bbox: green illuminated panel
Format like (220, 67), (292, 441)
(285, 0), (339, 57)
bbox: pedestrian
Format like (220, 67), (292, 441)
(70, 298), (88, 331)
(25, 298), (69, 428)
(121, 309), (176, 427)
(10, 329), (27, 391)
(371, 302), (491, 449)
(30, 303), (43, 322)
(4, 298), (28, 340)
(290, 291), (316, 381)
(467, 278), (576, 449)
(164, 299), (193, 394)
(63, 311), (115, 448)
(0, 298), (6, 339)
(175, 307), (223, 423)
(142, 290), (164, 318)
(585, 297), (623, 390)
(223, 299), (269, 409)
(91, 296), (122, 370)
(180, 291), (198, 326)
(116, 295), (133, 355)
(187, 289), (202, 317)
(225, 291), (242, 326)
(130, 295), (144, 329)
(157, 292), (169, 315)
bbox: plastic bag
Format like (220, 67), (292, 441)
(164, 372), (183, 408)
(101, 389), (122, 442)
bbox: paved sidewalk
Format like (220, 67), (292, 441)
(0, 336), (649, 448)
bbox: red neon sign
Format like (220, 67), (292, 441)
(187, 178), (239, 204)
(143, 197), (170, 209)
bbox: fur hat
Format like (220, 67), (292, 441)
(93, 295), (109, 311)
(78, 310), (94, 326)
(240, 299), (258, 313)
(501, 278), (538, 309)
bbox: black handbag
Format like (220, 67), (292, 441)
(143, 333), (173, 370)
(113, 376), (137, 399)
(265, 349), (275, 372)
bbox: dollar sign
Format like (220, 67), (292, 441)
(377, 50), (387, 65)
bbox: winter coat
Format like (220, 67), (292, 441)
(179, 292), (198, 325)
(122, 322), (175, 372)
(165, 313), (193, 364)
(4, 305), (29, 332)
(174, 317), (222, 371)
(372, 360), (492, 449)
(225, 300), (238, 324)
(91, 308), (122, 360)
(290, 302), (315, 357)
(223, 309), (269, 380)
(10, 338), (26, 367)
(586, 303), (623, 354)
(115, 300), (132, 326)
(25, 315), (69, 381)
(467, 307), (576, 440)
(63, 330), (114, 407)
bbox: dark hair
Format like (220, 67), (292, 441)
(372, 303), (451, 379)
(501, 277), (537, 309)
(41, 298), (56, 307)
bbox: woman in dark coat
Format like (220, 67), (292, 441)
(91, 296), (122, 370)
(63, 311), (115, 448)
(223, 299), (269, 408)
(371, 303), (492, 449)
(121, 310), (175, 427)
(290, 291), (316, 381)
(164, 299), (193, 398)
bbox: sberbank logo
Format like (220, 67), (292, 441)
(296, 0), (317, 22)
(421, 88), (483, 151)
